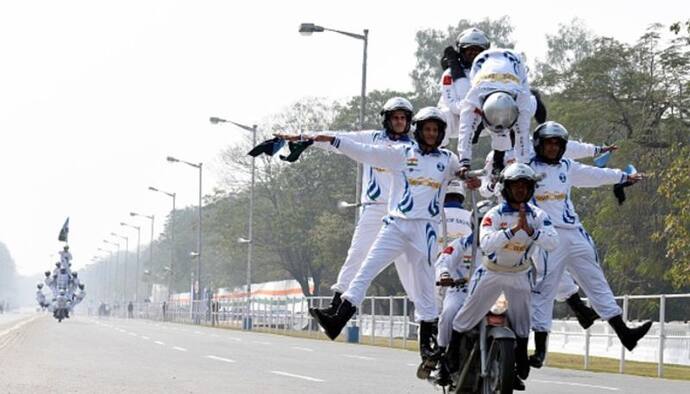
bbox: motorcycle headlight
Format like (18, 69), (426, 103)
(490, 293), (509, 315)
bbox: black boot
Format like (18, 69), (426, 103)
(313, 299), (356, 340)
(529, 331), (548, 368)
(608, 315), (653, 351)
(434, 349), (452, 387)
(513, 375), (526, 391)
(309, 292), (342, 318)
(566, 293), (599, 329)
(515, 337), (530, 380)
(445, 330), (463, 375)
(417, 321), (439, 379)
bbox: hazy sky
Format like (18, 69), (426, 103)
(0, 0), (683, 275)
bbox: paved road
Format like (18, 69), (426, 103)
(1, 313), (689, 393)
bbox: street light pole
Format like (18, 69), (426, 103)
(149, 187), (176, 299)
(166, 156), (203, 309)
(131, 212), (155, 301)
(209, 117), (257, 330)
(103, 240), (120, 303)
(111, 233), (129, 304)
(121, 223), (141, 302)
(298, 23), (368, 224)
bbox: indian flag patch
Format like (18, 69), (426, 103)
(406, 157), (418, 167)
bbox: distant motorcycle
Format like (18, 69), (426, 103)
(52, 289), (71, 323)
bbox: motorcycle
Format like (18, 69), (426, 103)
(451, 293), (516, 394)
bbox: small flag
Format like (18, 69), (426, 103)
(623, 164), (637, 174)
(58, 217), (69, 242)
(593, 151), (611, 168)
(247, 138), (286, 157)
(613, 164), (637, 205)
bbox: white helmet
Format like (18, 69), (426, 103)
(412, 107), (447, 148)
(446, 180), (465, 199)
(456, 28), (491, 67)
(456, 28), (491, 51)
(533, 121), (569, 163)
(498, 163), (538, 203)
(482, 92), (518, 134)
(380, 97), (414, 133)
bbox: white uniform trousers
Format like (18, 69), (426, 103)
(531, 226), (622, 332)
(342, 217), (439, 322)
(452, 266), (532, 338)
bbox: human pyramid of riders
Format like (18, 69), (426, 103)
(36, 245), (87, 321)
(266, 27), (653, 392)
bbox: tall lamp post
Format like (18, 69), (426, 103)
(238, 237), (252, 329)
(97, 247), (112, 302)
(102, 240), (120, 303)
(209, 116), (257, 330)
(299, 22), (368, 223)
(130, 212), (154, 301)
(121, 222), (141, 303)
(111, 233), (129, 304)
(166, 156), (203, 322)
(149, 186), (176, 299)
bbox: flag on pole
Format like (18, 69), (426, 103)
(58, 217), (70, 242)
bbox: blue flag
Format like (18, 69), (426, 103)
(58, 217), (69, 242)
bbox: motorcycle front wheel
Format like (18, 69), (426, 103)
(482, 338), (515, 394)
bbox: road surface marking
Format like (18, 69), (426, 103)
(252, 340), (270, 345)
(406, 363), (418, 367)
(343, 354), (375, 361)
(154, 341), (165, 345)
(270, 371), (324, 382)
(226, 337), (242, 342)
(194, 330), (202, 334)
(531, 379), (619, 391)
(172, 346), (188, 352)
(141, 336), (150, 340)
(206, 355), (236, 363)
(0, 315), (41, 338)
(128, 332), (137, 336)
(291, 346), (314, 352)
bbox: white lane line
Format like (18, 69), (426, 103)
(194, 330), (202, 334)
(141, 336), (150, 340)
(211, 334), (219, 337)
(128, 332), (137, 337)
(252, 340), (270, 345)
(343, 354), (375, 361)
(270, 371), (324, 383)
(206, 355), (236, 363)
(0, 315), (41, 338)
(172, 346), (188, 352)
(531, 379), (619, 391)
(406, 363), (417, 367)
(291, 346), (314, 352)
(226, 337), (242, 342)
(154, 341), (165, 345)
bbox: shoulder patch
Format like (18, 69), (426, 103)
(443, 74), (453, 85)
(442, 246), (455, 255)
(482, 216), (493, 227)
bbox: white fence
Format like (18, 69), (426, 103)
(104, 292), (690, 377)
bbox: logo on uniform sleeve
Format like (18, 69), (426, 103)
(443, 74), (453, 85)
(482, 216), (493, 227)
(559, 173), (567, 183)
(442, 246), (455, 255)
(437, 162), (445, 172)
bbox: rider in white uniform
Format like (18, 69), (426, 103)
(448, 163), (559, 391)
